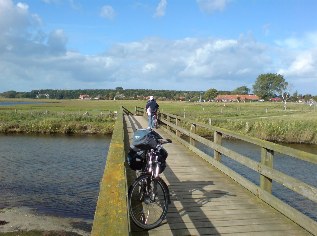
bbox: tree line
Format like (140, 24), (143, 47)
(1, 73), (316, 101)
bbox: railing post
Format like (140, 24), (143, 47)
(260, 147), (274, 193)
(176, 118), (180, 137)
(214, 131), (222, 161)
(190, 123), (196, 146)
(167, 115), (171, 131)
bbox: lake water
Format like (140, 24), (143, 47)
(0, 101), (45, 106)
(0, 134), (110, 221)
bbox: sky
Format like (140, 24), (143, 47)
(1, 0), (317, 94)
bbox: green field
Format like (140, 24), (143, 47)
(0, 99), (143, 135)
(0, 98), (316, 144)
(160, 101), (317, 144)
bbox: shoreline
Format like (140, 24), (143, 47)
(0, 207), (91, 236)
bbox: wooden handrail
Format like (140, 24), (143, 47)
(135, 106), (145, 116)
(158, 111), (317, 235)
(161, 112), (317, 164)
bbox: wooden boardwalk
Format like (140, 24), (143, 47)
(125, 115), (312, 236)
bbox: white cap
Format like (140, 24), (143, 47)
(150, 96), (154, 100)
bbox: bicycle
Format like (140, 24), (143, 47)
(127, 128), (172, 229)
(152, 112), (158, 129)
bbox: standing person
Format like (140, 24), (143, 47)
(145, 96), (159, 129)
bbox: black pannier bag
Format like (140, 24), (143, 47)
(132, 129), (162, 150)
(127, 147), (146, 171)
(157, 147), (168, 173)
(127, 129), (167, 171)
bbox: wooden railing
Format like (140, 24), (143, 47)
(135, 106), (145, 116)
(134, 106), (317, 235)
(91, 107), (129, 235)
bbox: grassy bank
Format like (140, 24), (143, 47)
(159, 101), (317, 144)
(0, 230), (81, 236)
(0, 99), (144, 135)
(1, 98), (316, 143)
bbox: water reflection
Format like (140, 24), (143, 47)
(0, 134), (110, 220)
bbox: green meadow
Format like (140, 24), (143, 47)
(0, 98), (316, 144)
(160, 101), (317, 144)
(0, 99), (144, 135)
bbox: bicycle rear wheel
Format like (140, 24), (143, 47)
(128, 174), (169, 230)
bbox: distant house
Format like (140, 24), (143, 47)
(215, 94), (260, 102)
(36, 93), (49, 99)
(79, 94), (90, 100)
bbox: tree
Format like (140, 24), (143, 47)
(1, 90), (17, 98)
(204, 88), (218, 101)
(253, 73), (288, 100)
(232, 86), (250, 95)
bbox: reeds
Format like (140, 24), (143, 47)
(0, 110), (115, 134)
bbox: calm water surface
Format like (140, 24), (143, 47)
(0, 134), (110, 220)
(0, 101), (45, 106)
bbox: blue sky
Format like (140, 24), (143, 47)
(1, 0), (317, 94)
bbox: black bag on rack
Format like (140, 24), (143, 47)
(132, 129), (162, 150)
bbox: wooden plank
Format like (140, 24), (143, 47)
(127, 115), (314, 236)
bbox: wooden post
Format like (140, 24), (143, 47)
(214, 131), (222, 161)
(176, 118), (180, 137)
(167, 115), (171, 131)
(260, 147), (274, 193)
(190, 123), (196, 146)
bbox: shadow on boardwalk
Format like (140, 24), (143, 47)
(164, 165), (233, 235)
(125, 115), (232, 235)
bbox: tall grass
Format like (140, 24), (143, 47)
(0, 110), (115, 134)
(0, 99), (144, 135)
(159, 101), (317, 144)
(1, 99), (316, 143)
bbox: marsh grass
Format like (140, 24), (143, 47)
(0, 99), (143, 135)
(159, 101), (317, 144)
(1, 99), (316, 143)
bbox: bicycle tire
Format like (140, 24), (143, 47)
(128, 174), (169, 229)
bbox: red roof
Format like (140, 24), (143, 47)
(215, 94), (259, 101)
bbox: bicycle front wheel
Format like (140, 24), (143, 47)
(128, 174), (169, 230)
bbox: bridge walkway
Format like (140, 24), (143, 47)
(125, 115), (312, 236)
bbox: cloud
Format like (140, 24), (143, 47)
(47, 29), (68, 53)
(154, 0), (167, 17)
(0, 0), (316, 94)
(274, 33), (317, 91)
(196, 0), (230, 14)
(100, 5), (115, 20)
(0, 0), (32, 34)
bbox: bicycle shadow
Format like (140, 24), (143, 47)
(162, 165), (234, 235)
(130, 164), (234, 235)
